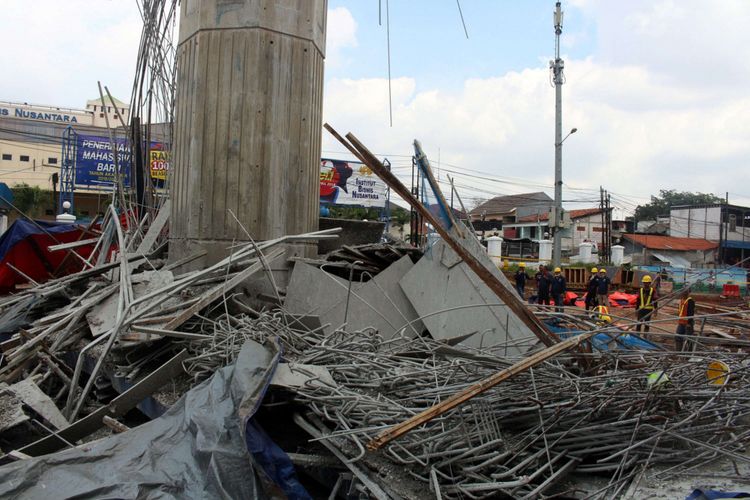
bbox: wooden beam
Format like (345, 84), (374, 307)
(17, 350), (188, 457)
(323, 124), (556, 347)
(366, 330), (597, 450)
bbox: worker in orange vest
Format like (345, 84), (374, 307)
(634, 275), (657, 333)
(675, 288), (696, 351)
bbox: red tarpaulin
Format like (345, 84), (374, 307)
(0, 220), (100, 293)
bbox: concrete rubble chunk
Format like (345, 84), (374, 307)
(5, 378), (68, 430)
(284, 255), (424, 338)
(400, 235), (536, 353)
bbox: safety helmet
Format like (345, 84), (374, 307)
(598, 268), (606, 273)
(642, 275), (653, 283)
(554, 267), (561, 273)
(519, 262), (526, 267)
(591, 267), (598, 273)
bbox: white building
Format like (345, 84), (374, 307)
(502, 208), (609, 253)
(0, 97), (131, 218)
(670, 203), (750, 266)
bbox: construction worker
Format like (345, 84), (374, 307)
(551, 267), (567, 312)
(585, 267), (599, 310)
(595, 303), (612, 325)
(514, 263), (528, 298)
(634, 275), (657, 333)
(596, 268), (611, 307)
(536, 265), (552, 306)
(675, 287), (696, 352)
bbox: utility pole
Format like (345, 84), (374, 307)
(599, 187), (611, 262)
(551, 1), (566, 268)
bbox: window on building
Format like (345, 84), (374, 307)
(92, 105), (96, 111)
(20, 155), (30, 162)
(114, 115), (119, 119)
(99, 113), (104, 118)
(48, 157), (58, 165)
(1, 154), (11, 161)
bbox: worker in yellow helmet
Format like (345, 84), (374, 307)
(634, 275), (657, 333)
(514, 262), (529, 299)
(551, 267), (567, 312)
(585, 267), (598, 311)
(596, 268), (611, 307)
(675, 287), (696, 351)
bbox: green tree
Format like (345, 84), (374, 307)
(634, 190), (724, 221)
(10, 184), (48, 216)
(327, 206), (381, 220)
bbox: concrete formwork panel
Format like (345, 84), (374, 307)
(399, 237), (536, 355)
(170, 0), (327, 267)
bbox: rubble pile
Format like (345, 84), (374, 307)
(0, 131), (748, 498)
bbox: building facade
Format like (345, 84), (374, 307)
(0, 98), (131, 218)
(670, 204), (750, 266)
(502, 208), (610, 255)
(622, 234), (718, 268)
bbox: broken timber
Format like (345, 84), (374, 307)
(324, 124), (558, 347)
(15, 349), (188, 457)
(367, 330), (598, 450)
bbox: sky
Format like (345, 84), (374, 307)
(2, 0), (750, 216)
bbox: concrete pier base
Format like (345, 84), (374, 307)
(169, 0), (327, 270)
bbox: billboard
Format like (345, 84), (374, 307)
(149, 143), (170, 184)
(320, 158), (387, 208)
(75, 135), (132, 188)
(74, 135), (171, 189)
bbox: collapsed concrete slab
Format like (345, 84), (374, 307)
(400, 235), (537, 354)
(283, 256), (423, 338)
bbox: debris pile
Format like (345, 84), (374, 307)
(0, 130), (748, 499)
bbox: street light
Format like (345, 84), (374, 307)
(552, 126), (577, 267)
(558, 128), (577, 145)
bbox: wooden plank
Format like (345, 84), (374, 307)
(197, 30), (220, 239)
(238, 30), (260, 234)
(366, 330), (598, 450)
(134, 200), (170, 256)
(211, 30), (235, 239)
(17, 350), (188, 457)
(327, 126), (556, 348)
(225, 32), (246, 240)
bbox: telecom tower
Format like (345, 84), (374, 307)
(551, 1), (567, 267)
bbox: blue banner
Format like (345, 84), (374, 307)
(75, 135), (132, 188)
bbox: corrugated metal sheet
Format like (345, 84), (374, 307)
(650, 251), (692, 269)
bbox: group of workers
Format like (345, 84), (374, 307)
(634, 274), (696, 351)
(514, 263), (697, 351)
(514, 264), (567, 311)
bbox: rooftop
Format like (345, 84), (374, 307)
(622, 233), (718, 251)
(469, 192), (552, 216)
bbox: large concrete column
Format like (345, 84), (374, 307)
(170, 0), (327, 266)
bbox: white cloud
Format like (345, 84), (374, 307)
(326, 7), (358, 69)
(0, 1), (141, 108)
(323, 1), (750, 211)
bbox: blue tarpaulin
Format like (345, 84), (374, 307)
(0, 219), (84, 262)
(0, 340), (310, 499)
(545, 321), (660, 351)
